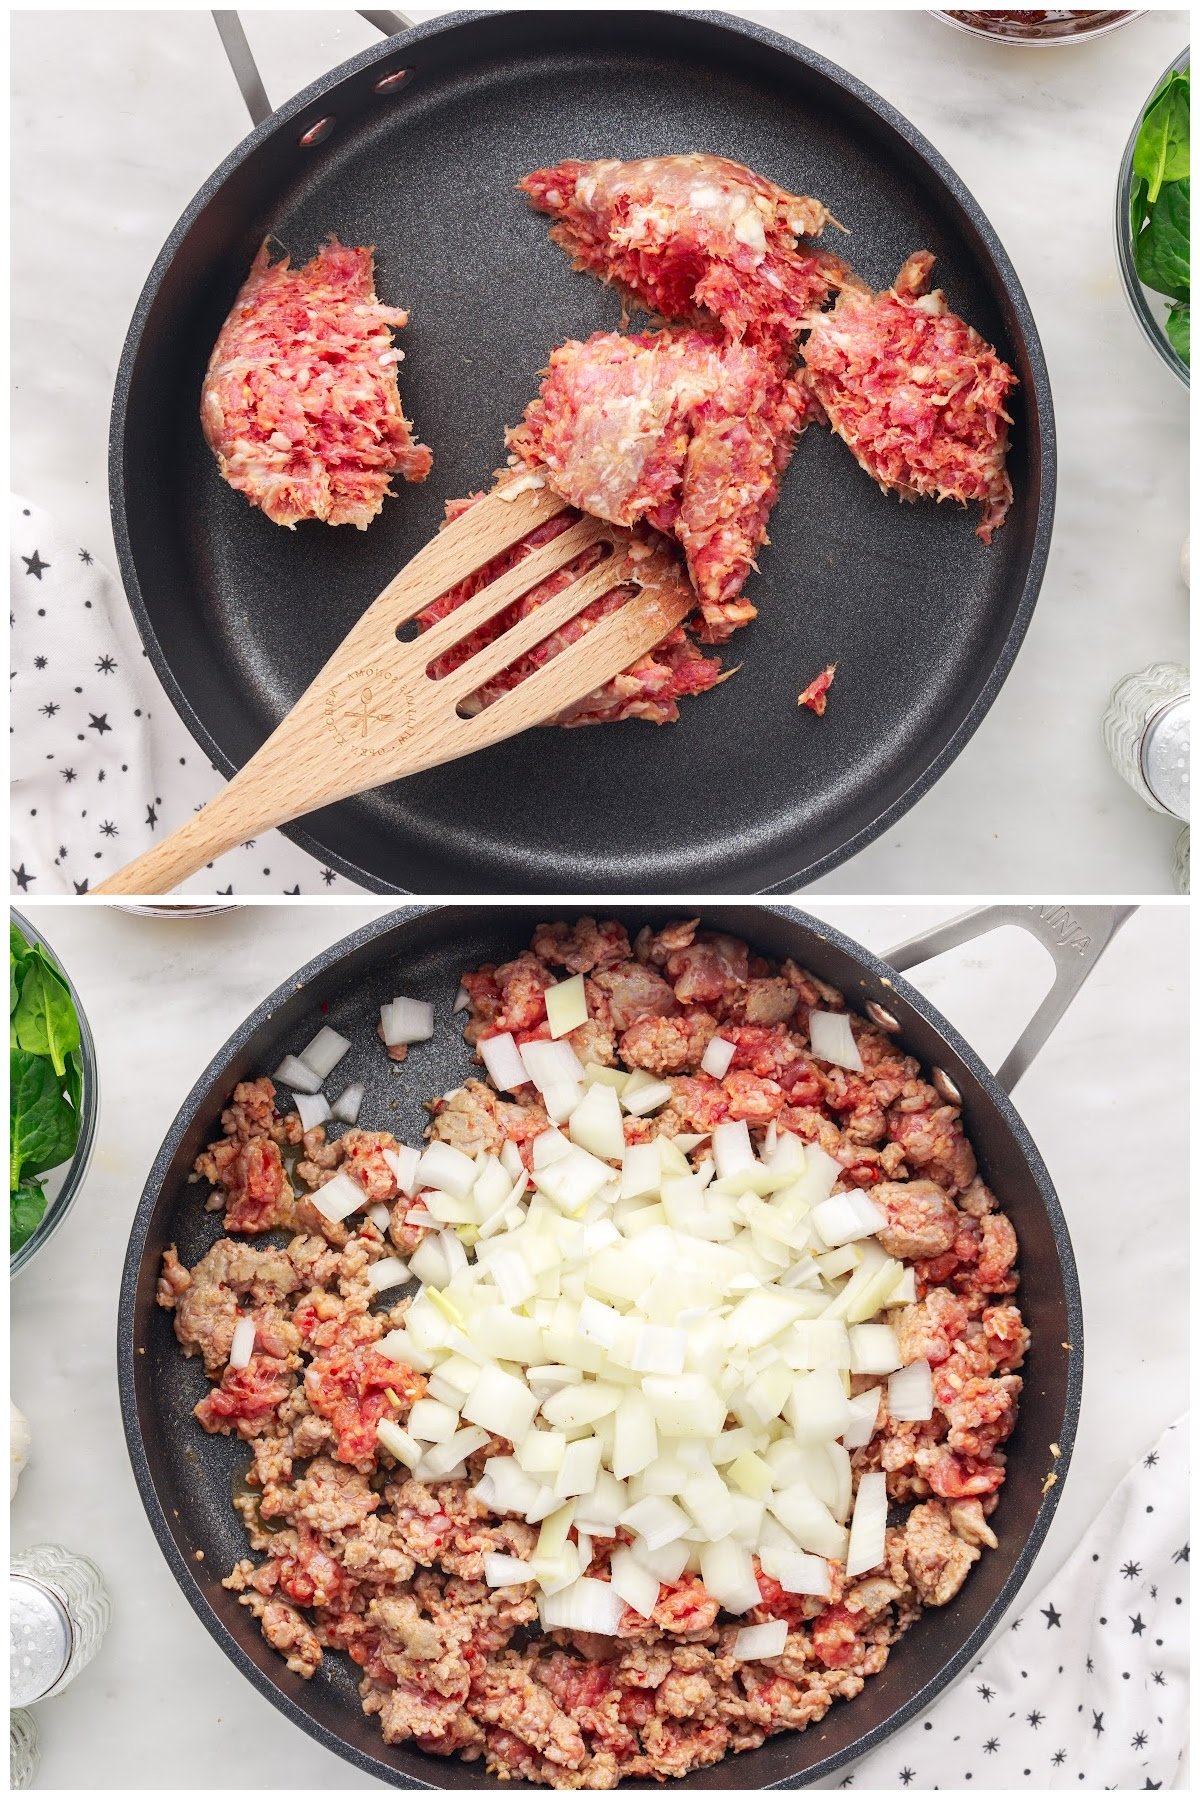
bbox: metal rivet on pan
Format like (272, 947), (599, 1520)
(373, 68), (410, 93)
(299, 116), (336, 147)
(932, 1067), (963, 1105)
(865, 1001), (901, 1032)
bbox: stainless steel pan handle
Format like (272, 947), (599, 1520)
(211, 9), (415, 128)
(884, 904), (1136, 1095)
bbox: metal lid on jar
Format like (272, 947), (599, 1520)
(9, 1576), (71, 1706)
(1140, 692), (1190, 821)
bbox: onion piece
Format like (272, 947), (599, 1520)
(368, 1256), (411, 1294)
(366, 1201), (392, 1231)
(758, 1545), (832, 1598)
(415, 1140), (478, 1202)
(298, 1025), (352, 1079)
(619, 1069), (674, 1117)
(700, 1035), (736, 1080)
(808, 1011), (864, 1073)
(375, 1418), (422, 1469)
(308, 1169), (370, 1224)
(483, 1552), (535, 1588)
(408, 1397), (460, 1443)
(228, 1316), (256, 1370)
(619, 1494), (690, 1550)
(462, 1366), (538, 1440)
(841, 1386), (882, 1449)
(294, 1091), (331, 1133)
(845, 1470), (888, 1577)
(538, 1576), (625, 1636)
(847, 1323), (903, 1375)
(545, 975), (588, 1039)
(610, 1546), (659, 1617)
(887, 1359), (933, 1422)
(272, 1054), (323, 1095)
(381, 998), (434, 1047)
(330, 1082), (364, 1125)
(454, 984), (470, 1013)
(480, 1032), (530, 1093)
(712, 1120), (755, 1181)
(382, 1145), (422, 1197)
(732, 1619), (788, 1660)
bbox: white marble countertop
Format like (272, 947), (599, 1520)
(9, 8), (1191, 895)
(9, 899), (1188, 1788)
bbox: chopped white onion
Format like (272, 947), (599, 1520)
(808, 1011), (864, 1073)
(294, 1091), (332, 1133)
(462, 1366), (539, 1440)
(415, 1140), (478, 1202)
(712, 1120), (755, 1181)
(375, 1418), (422, 1469)
(545, 974), (588, 1039)
(480, 1032), (531, 1093)
(308, 1169), (369, 1224)
(845, 1470), (888, 1577)
(887, 1359), (933, 1421)
(454, 984), (470, 1013)
(732, 1619), (788, 1661)
(368, 1256), (411, 1294)
(840, 1386), (882, 1449)
(381, 998), (435, 1047)
(538, 1576), (626, 1636)
(382, 1145), (422, 1196)
(610, 1546), (659, 1617)
(273, 1055), (323, 1095)
(299, 1025), (352, 1079)
(330, 1082), (364, 1125)
(483, 1552), (535, 1588)
(228, 1316), (256, 1369)
(619, 1069), (674, 1116)
(700, 1035), (736, 1080)
(366, 1201), (392, 1231)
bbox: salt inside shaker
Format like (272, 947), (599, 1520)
(10, 1543), (111, 1706)
(1101, 661), (1190, 820)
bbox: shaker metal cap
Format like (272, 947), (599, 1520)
(9, 1576), (71, 1706)
(1141, 693), (1190, 821)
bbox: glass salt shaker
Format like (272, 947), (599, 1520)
(1101, 661), (1190, 821)
(10, 1543), (112, 1707)
(1172, 826), (1189, 895)
(9, 1708), (40, 1790)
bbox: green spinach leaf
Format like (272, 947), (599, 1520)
(11, 1182), (47, 1253)
(12, 949), (80, 1078)
(1166, 300), (1190, 363)
(1136, 176), (1190, 302)
(1133, 69), (1190, 203)
(10, 1048), (78, 1187)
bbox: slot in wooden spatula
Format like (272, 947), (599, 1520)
(95, 481), (694, 895)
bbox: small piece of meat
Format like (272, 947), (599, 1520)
(886, 1099), (977, 1195)
(521, 153), (850, 349)
(194, 1351), (294, 1439)
(592, 961), (681, 1031)
(901, 1500), (981, 1605)
(508, 328), (808, 635)
(870, 1178), (960, 1261)
(237, 1589), (323, 1678)
(618, 1010), (718, 1076)
(798, 663), (836, 715)
(305, 1346), (424, 1469)
(531, 918), (632, 973)
(802, 255), (1017, 543)
(896, 1288), (969, 1366)
(200, 237), (431, 528)
(418, 492), (724, 727)
(948, 1498), (999, 1551)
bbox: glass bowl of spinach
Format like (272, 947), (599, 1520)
(10, 914), (99, 1275)
(1116, 48), (1190, 386)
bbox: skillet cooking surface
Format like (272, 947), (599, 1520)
(113, 10), (1054, 894)
(120, 906), (1080, 1787)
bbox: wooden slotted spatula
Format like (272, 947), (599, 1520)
(94, 481), (693, 895)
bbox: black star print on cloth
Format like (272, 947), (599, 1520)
(1144, 1452), (1159, 1468)
(977, 1684), (994, 1702)
(1151, 1670), (1165, 1686)
(1042, 1603), (1062, 1629)
(1172, 1543), (1188, 1563)
(983, 1738), (1000, 1754)
(1053, 1749), (1068, 1766)
(1130, 1614), (1147, 1636)
(1027, 1712), (1044, 1729)
(72, 879), (88, 894)
(1132, 1732), (1148, 1750)
(322, 867), (336, 884)
(12, 496), (369, 894)
(12, 863), (34, 890)
(145, 804), (158, 829)
(1122, 1562), (1142, 1580)
(99, 821), (118, 838)
(1093, 1712), (1105, 1738)
(899, 1771), (914, 1786)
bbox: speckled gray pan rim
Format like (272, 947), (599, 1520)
(118, 904), (1082, 1788)
(109, 9), (1055, 894)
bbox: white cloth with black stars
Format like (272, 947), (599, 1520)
(829, 1416), (1187, 1790)
(10, 495), (369, 895)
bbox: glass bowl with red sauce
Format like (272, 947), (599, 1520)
(933, 11), (1141, 45)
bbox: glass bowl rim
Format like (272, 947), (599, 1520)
(931, 10), (1145, 47)
(10, 910), (101, 1277)
(1113, 44), (1191, 389)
